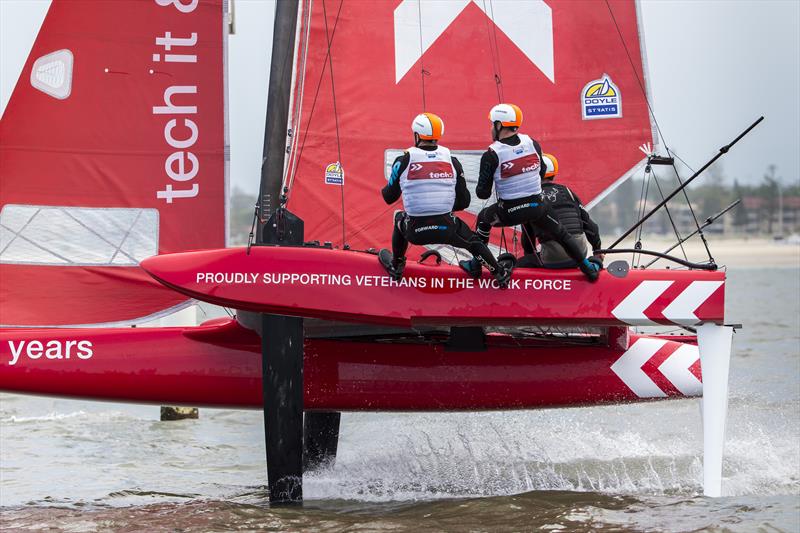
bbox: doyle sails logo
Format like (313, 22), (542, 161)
(581, 75), (622, 119)
(325, 162), (345, 185)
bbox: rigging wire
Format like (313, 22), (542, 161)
(416, 0), (429, 109)
(649, 166), (689, 261)
(283, 1), (312, 198)
(322, 0), (347, 247)
(604, 0), (668, 154)
(633, 166), (651, 267)
(482, 0), (508, 252)
(481, 0), (504, 102)
(248, 0), (307, 249)
(487, 0), (505, 101)
(286, 0), (344, 202)
(604, 0), (714, 265)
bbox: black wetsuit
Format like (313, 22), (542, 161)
(382, 146), (501, 272)
(519, 181), (602, 268)
(474, 134), (589, 268)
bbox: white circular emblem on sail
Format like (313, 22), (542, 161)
(30, 49), (73, 100)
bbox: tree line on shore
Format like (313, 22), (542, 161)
(228, 163), (799, 244)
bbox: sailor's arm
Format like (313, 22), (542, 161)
(574, 189), (602, 252)
(451, 157), (471, 212)
(476, 150), (499, 200)
(532, 139), (546, 180)
(382, 153), (409, 205)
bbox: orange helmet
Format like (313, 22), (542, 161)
(542, 153), (559, 179)
(411, 112), (444, 140)
(488, 103), (523, 128)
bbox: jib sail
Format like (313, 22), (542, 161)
(0, 0), (228, 326)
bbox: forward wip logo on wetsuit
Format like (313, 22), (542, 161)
(407, 161), (455, 180)
(500, 153), (541, 179)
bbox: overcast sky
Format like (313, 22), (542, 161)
(2, 0), (798, 194)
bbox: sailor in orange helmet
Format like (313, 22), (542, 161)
(379, 112), (510, 287)
(463, 103), (601, 281)
(517, 153), (604, 269)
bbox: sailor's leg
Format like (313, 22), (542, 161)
(532, 207), (598, 280)
(476, 203), (500, 244)
(451, 216), (510, 287)
(380, 212), (408, 280)
(697, 323), (734, 497)
(391, 211), (409, 261)
(532, 209), (585, 265)
(520, 222), (536, 255)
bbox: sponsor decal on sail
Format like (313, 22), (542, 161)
(324, 162), (344, 185)
(30, 49), (73, 100)
(581, 75), (622, 119)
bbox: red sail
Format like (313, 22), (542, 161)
(285, 0), (654, 250)
(0, 0), (227, 326)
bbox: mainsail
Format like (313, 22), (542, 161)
(283, 0), (655, 251)
(0, 0), (228, 326)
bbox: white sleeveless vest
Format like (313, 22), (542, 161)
(399, 146), (457, 216)
(490, 134), (542, 200)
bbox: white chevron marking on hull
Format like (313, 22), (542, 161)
(657, 343), (702, 396)
(662, 281), (724, 326)
(610, 338), (667, 398)
(611, 280), (673, 325)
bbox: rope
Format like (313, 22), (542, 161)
(605, 0), (714, 265)
(633, 166), (650, 267)
(481, 0), (504, 102)
(487, 0), (505, 101)
(604, 0), (669, 154)
(650, 167), (688, 260)
(249, 0), (310, 247)
(416, 0), (428, 109)
(322, 0), (347, 247)
(669, 157), (715, 262)
(283, 0), (312, 196)
(286, 0), (344, 201)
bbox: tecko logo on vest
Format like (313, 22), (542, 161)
(581, 75), (622, 120)
(408, 161), (454, 180)
(500, 153), (540, 179)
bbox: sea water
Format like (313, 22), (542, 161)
(1, 268), (798, 532)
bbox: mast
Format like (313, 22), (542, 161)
(258, 0), (299, 225)
(257, 0), (305, 506)
(250, 0), (340, 505)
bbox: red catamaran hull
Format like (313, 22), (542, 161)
(0, 318), (702, 410)
(141, 246), (725, 328)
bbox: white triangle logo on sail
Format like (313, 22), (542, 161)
(393, 0), (554, 84)
(30, 49), (73, 100)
